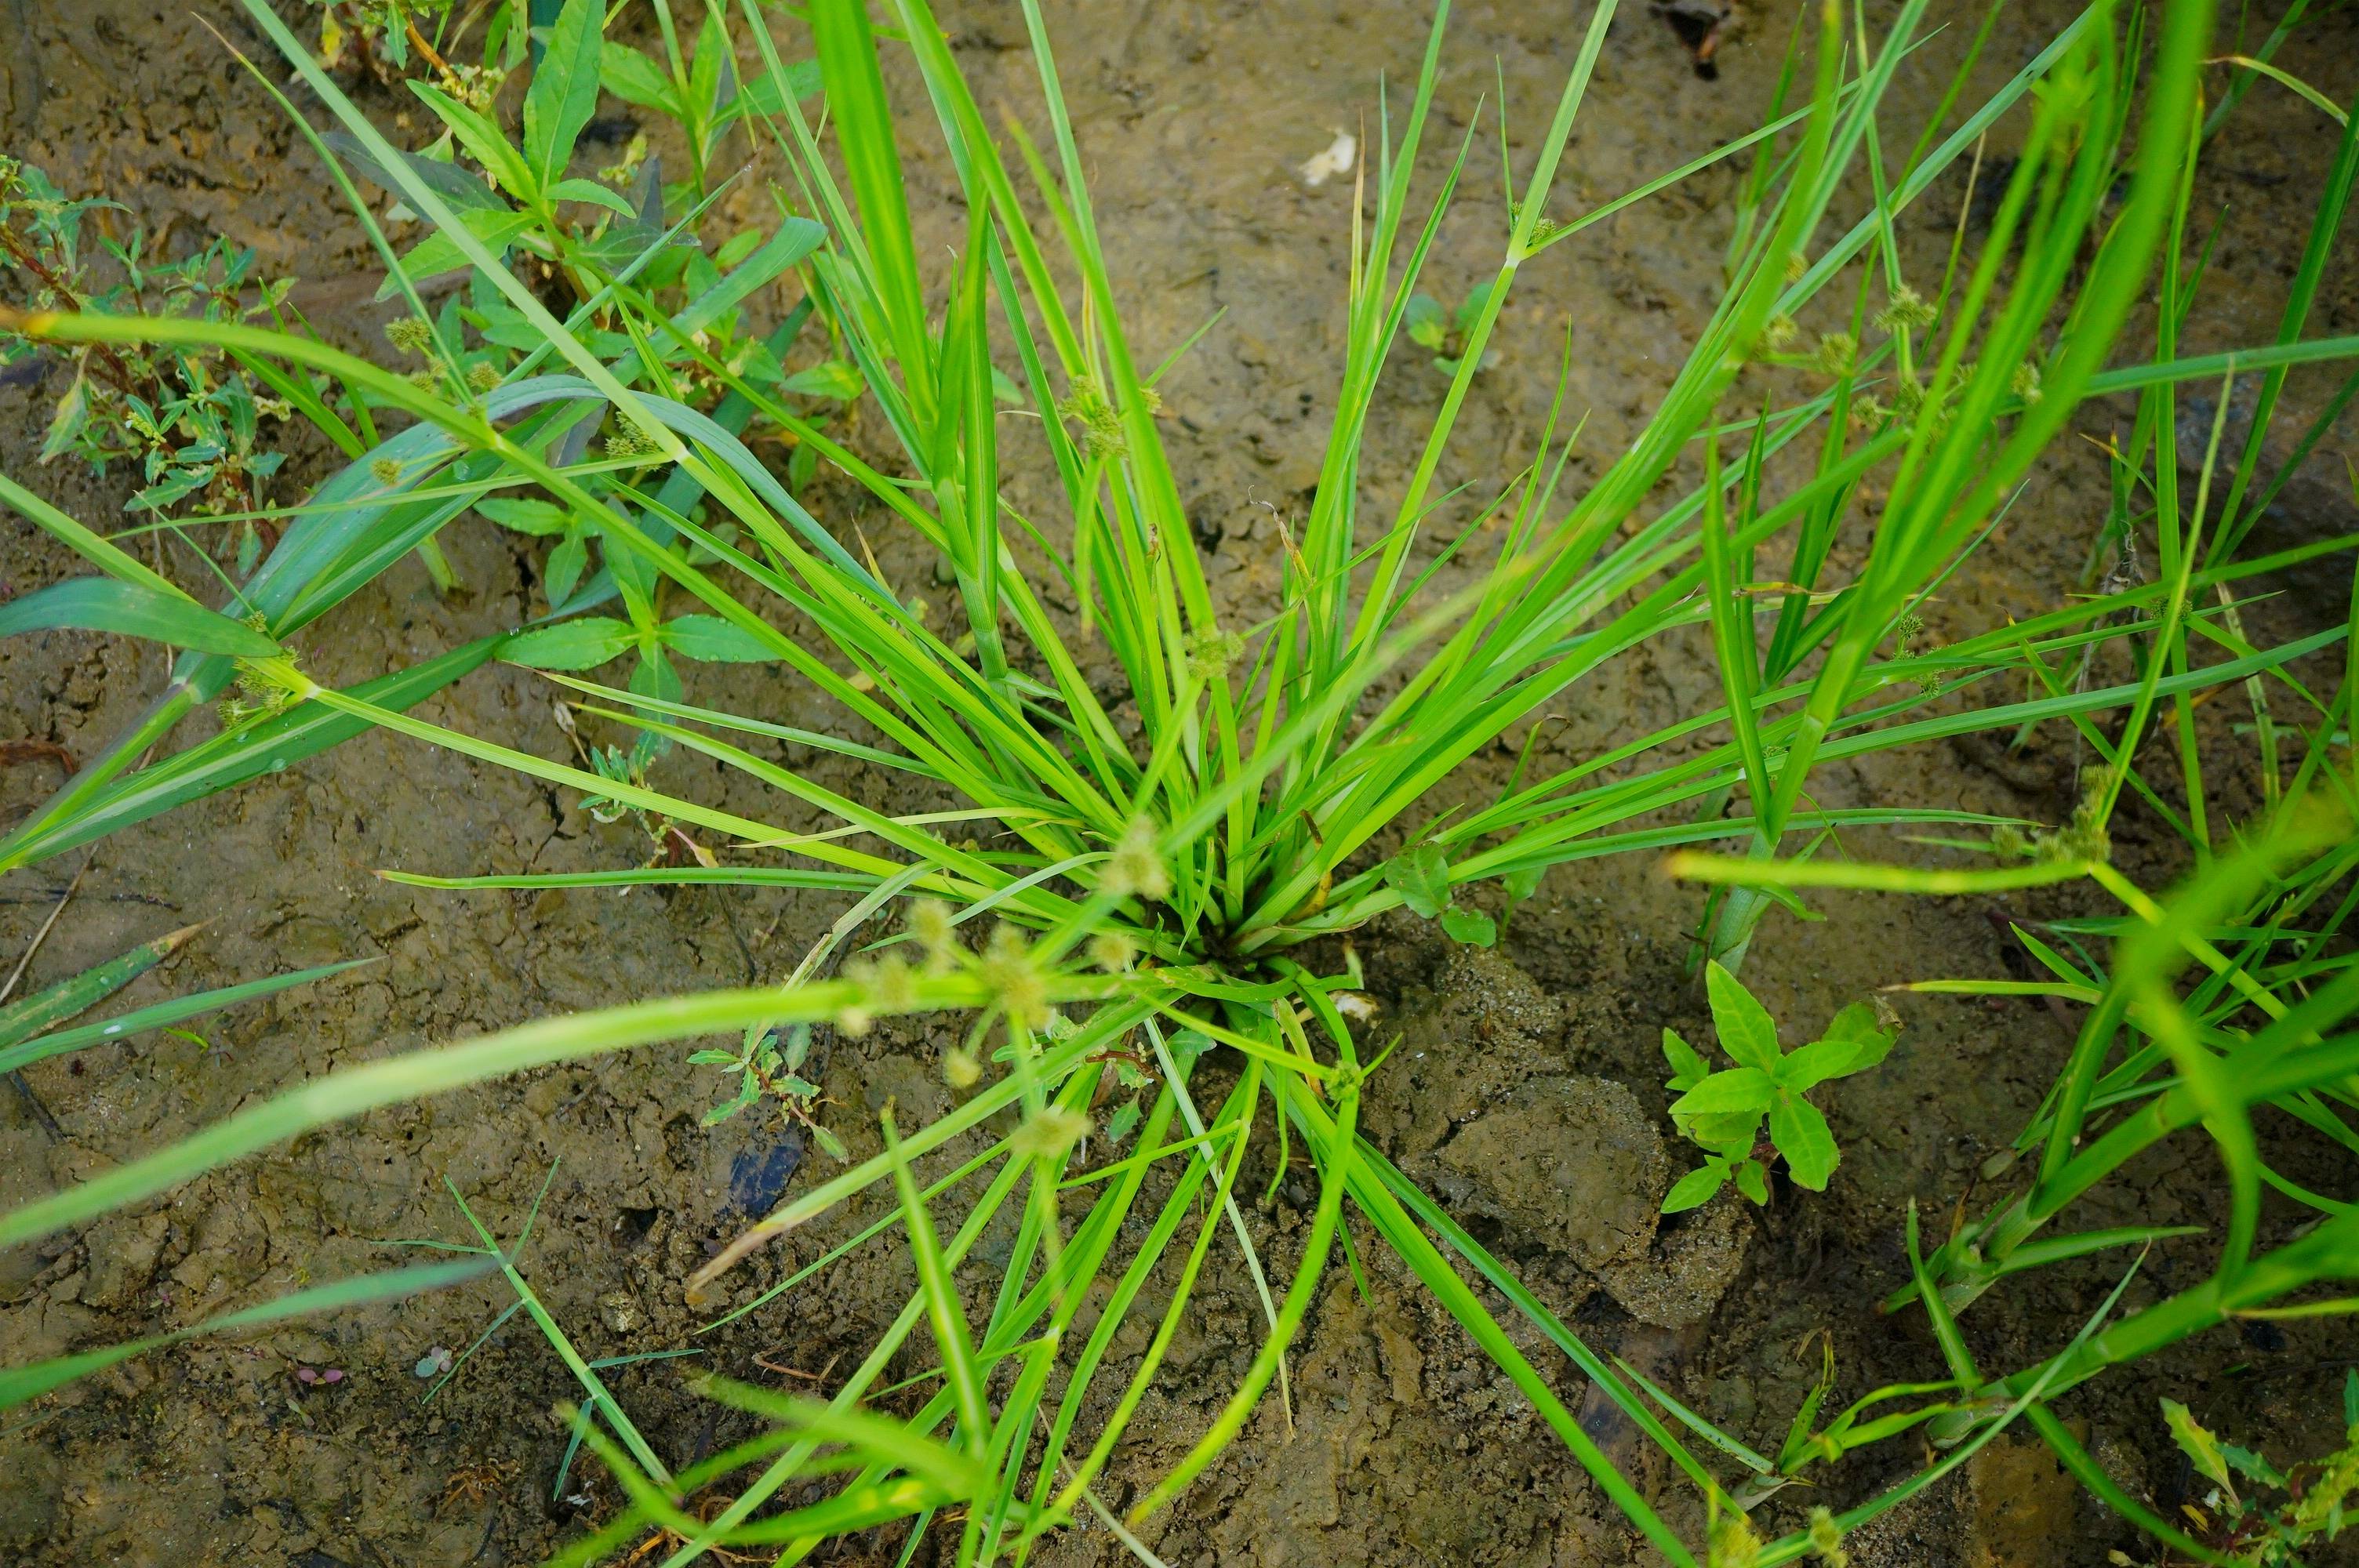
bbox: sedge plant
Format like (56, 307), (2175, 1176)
(5, 0), (2359, 1562)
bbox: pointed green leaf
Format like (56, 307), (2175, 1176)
(1805, 1000), (1896, 1078)
(475, 498), (573, 535)
(598, 46), (680, 114)
(1705, 960), (1782, 1071)
(1439, 906), (1496, 947)
(546, 178), (639, 218)
(1779, 1036), (1872, 1092)
(1732, 1159), (1769, 1204)
(778, 359), (865, 400)
(1662, 1163), (1727, 1213)
(0, 579), (280, 658)
(1386, 843), (1452, 920)
(1661, 1027), (1710, 1091)
(1768, 1093), (1837, 1189)
(1669, 1066), (1776, 1117)
(0, 924), (202, 1049)
(2162, 1399), (2236, 1494)
(410, 81), (536, 200)
(543, 534), (588, 605)
(673, 220), (823, 338)
(2221, 1443), (2286, 1489)
(38, 371), (89, 463)
(501, 617), (637, 670)
(377, 209), (538, 299)
(524, 0), (604, 191)
(660, 613), (778, 664)
(322, 131), (510, 213)
(1103, 1097), (1142, 1145)
(729, 56), (822, 119)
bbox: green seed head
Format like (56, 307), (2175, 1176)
(1056, 375), (1126, 458)
(943, 1047), (982, 1089)
(1812, 332), (1858, 377)
(1185, 624), (1245, 684)
(1009, 1103), (1092, 1160)
(2012, 359), (2045, 405)
(980, 924), (1049, 1029)
(465, 361), (502, 394)
(1708, 1509), (1763, 1568)
(384, 317), (433, 355)
(1089, 932), (1135, 973)
(909, 900), (959, 969)
(1103, 815), (1170, 902)
(849, 952), (918, 1014)
(1874, 285), (1937, 333)
(369, 457), (402, 486)
(1806, 1506), (1848, 1567)
(2052, 792), (2111, 864)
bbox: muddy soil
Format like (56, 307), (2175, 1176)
(2, 1), (2357, 1565)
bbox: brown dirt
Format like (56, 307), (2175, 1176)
(3, 1), (2357, 1565)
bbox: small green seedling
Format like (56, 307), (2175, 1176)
(690, 1022), (849, 1160)
(1, 159), (293, 529)
(2148, 1378), (2359, 1566)
(1386, 840), (1509, 946)
(1660, 963), (1896, 1211)
(1404, 281), (1501, 376)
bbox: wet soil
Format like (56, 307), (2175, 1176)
(3, 1), (2358, 1565)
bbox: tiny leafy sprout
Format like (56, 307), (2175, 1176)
(413, 1346), (454, 1380)
(295, 1364), (346, 1386)
(1659, 962), (1897, 1212)
(691, 1022), (845, 1157)
(1403, 281), (1501, 376)
(1384, 840), (1496, 948)
(2155, 1377), (2359, 1563)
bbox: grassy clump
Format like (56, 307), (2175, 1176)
(2, 0), (2358, 1563)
